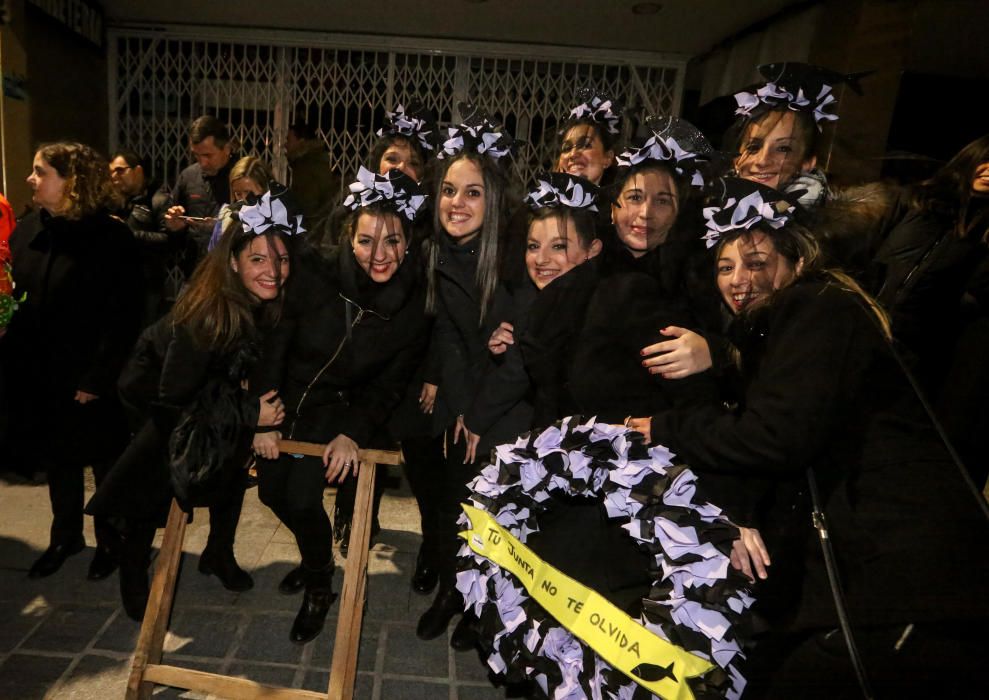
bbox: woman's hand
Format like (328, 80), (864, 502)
(258, 389), (285, 427)
(419, 383), (437, 414)
(452, 415), (482, 464)
(640, 327), (712, 379)
(487, 322), (515, 356)
(626, 417), (652, 443)
(74, 390), (99, 404)
(252, 431), (281, 460)
(730, 527), (771, 583)
(323, 433), (359, 483)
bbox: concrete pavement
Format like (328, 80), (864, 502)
(0, 467), (503, 699)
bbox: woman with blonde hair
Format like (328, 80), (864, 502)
(2, 142), (144, 580)
(207, 155), (274, 251)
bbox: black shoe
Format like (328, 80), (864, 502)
(278, 566), (306, 595)
(87, 546), (119, 581)
(411, 549), (438, 595)
(198, 549), (254, 591)
(28, 537), (85, 578)
(289, 566), (337, 644)
(416, 587), (463, 641)
(450, 613), (478, 651)
(119, 562), (150, 621)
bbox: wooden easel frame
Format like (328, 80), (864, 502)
(125, 441), (403, 700)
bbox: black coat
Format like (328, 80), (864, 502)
(260, 246), (429, 447)
(519, 256), (719, 427)
(1, 209), (144, 462)
(428, 234), (489, 431)
(462, 279), (536, 452)
(650, 277), (989, 629)
(86, 316), (262, 523)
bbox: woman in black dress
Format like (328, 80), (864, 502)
(252, 168), (430, 643)
(86, 186), (299, 619)
(2, 142), (144, 581)
(630, 178), (989, 698)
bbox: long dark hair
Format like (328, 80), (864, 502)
(426, 151), (511, 322)
(715, 222), (891, 338)
(910, 133), (989, 240)
(171, 227), (293, 351)
(36, 142), (121, 219)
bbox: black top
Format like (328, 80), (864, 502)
(259, 245), (429, 447)
(650, 277), (989, 628)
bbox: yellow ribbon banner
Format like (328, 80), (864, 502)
(459, 504), (713, 700)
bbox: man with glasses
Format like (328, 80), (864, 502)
(109, 149), (176, 325)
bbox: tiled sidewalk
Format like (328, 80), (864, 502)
(0, 468), (503, 699)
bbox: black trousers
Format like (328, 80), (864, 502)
(333, 461), (386, 531)
(47, 396), (130, 550)
(48, 457), (117, 548)
(401, 433), (446, 567)
(120, 471), (247, 571)
(433, 430), (480, 590)
(258, 454), (333, 571)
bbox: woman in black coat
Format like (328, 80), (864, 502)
(1, 142), (144, 581)
(252, 168), (430, 644)
(415, 107), (520, 642)
(86, 188), (297, 620)
(630, 179), (989, 698)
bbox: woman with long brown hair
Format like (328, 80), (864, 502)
(86, 187), (300, 620)
(630, 178), (989, 698)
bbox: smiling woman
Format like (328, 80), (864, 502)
(633, 177), (989, 698)
(85, 187), (302, 620)
(250, 168), (431, 644)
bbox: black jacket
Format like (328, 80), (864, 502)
(116, 181), (184, 305)
(428, 234), (489, 431)
(168, 158), (236, 258)
(3, 209), (144, 402)
(260, 246), (429, 447)
(86, 317), (262, 522)
(650, 277), (989, 629)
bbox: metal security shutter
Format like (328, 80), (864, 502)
(108, 26), (684, 189)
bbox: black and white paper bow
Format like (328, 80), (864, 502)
(377, 101), (437, 152)
(567, 88), (623, 135)
(342, 166), (428, 222)
(734, 81), (838, 125)
(524, 172), (599, 212)
(439, 105), (516, 161)
(240, 188), (305, 237)
(701, 186), (795, 248)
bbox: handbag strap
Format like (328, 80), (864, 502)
(806, 467), (876, 700)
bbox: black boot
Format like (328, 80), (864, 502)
(450, 612), (479, 651)
(290, 563), (338, 644)
(119, 525), (154, 621)
(416, 586), (463, 641)
(198, 547), (253, 591)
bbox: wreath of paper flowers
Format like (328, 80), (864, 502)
(455, 416), (753, 700)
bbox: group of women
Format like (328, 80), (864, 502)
(2, 61), (988, 698)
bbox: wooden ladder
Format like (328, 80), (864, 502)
(125, 441), (403, 700)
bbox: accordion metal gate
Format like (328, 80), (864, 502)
(108, 25), (685, 190)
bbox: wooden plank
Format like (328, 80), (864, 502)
(143, 664), (326, 699)
(327, 459), (376, 700)
(126, 499), (188, 700)
(278, 440), (403, 466)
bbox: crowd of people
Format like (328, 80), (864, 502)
(1, 61), (987, 698)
